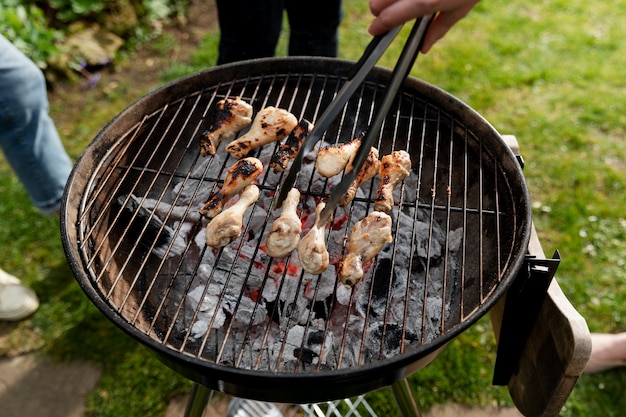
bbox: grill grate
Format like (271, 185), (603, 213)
(62, 58), (530, 402)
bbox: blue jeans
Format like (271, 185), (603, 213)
(0, 35), (73, 214)
(216, 0), (343, 65)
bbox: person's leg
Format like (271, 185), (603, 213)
(584, 333), (626, 373)
(285, 0), (343, 57)
(216, 0), (285, 65)
(0, 35), (73, 214)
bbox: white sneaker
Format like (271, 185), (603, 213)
(0, 268), (39, 321)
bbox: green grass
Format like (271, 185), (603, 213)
(1, 0), (626, 415)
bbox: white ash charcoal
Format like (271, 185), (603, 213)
(423, 300), (444, 343)
(190, 320), (210, 339)
(172, 151), (230, 204)
(212, 244), (267, 289)
(354, 258), (407, 320)
(307, 322), (334, 365)
(113, 194), (187, 259)
(425, 263), (447, 293)
(370, 323), (420, 358)
(334, 282), (353, 306)
(276, 277), (311, 328)
(223, 293), (267, 326)
(187, 286), (217, 311)
(196, 262), (222, 285)
(237, 236), (271, 269)
(172, 178), (208, 207)
(262, 276), (280, 303)
(194, 225), (210, 252)
(265, 279), (309, 330)
(152, 229), (187, 259)
(281, 325), (334, 367)
(302, 271), (336, 302)
(281, 325), (306, 363)
(186, 286), (227, 336)
(294, 158), (317, 190)
(400, 171), (418, 205)
(235, 327), (276, 370)
(297, 307), (311, 325)
(447, 227), (464, 253)
(277, 274), (302, 303)
(142, 197), (202, 223)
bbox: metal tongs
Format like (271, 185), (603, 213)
(275, 16), (433, 225)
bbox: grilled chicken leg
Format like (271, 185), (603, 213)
(374, 150), (412, 212)
(340, 147), (380, 207)
(338, 211), (393, 288)
(205, 184), (260, 248)
(226, 106), (298, 159)
(270, 119), (313, 173)
(315, 136), (361, 178)
(199, 157), (263, 219)
(265, 188), (302, 258)
(297, 201), (330, 275)
(199, 97), (253, 156)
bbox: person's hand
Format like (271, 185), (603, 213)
(368, 0), (480, 53)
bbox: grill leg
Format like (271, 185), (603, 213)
(390, 379), (422, 417)
(184, 383), (212, 417)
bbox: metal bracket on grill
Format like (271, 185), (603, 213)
(492, 251), (561, 386)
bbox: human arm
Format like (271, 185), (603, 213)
(368, 0), (480, 53)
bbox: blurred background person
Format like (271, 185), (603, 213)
(0, 34), (73, 322)
(215, 0), (343, 65)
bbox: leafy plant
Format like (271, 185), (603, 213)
(0, 1), (63, 69)
(46, 0), (106, 22)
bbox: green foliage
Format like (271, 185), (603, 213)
(0, 1), (63, 68)
(47, 0), (106, 22)
(0, 0), (188, 71)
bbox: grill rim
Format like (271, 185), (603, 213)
(60, 56), (532, 403)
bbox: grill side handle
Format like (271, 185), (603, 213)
(492, 251), (560, 386)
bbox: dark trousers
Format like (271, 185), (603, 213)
(216, 0), (343, 65)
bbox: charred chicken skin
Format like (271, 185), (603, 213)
(205, 184), (260, 248)
(225, 106), (298, 159)
(297, 201), (330, 275)
(199, 157), (263, 219)
(338, 211), (393, 288)
(374, 150), (412, 212)
(315, 136), (361, 178)
(265, 188), (302, 258)
(269, 119), (313, 173)
(199, 97), (253, 156)
(340, 147), (380, 207)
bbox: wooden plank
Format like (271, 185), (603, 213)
(490, 136), (591, 416)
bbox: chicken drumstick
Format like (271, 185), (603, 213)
(338, 211), (393, 288)
(205, 184), (260, 248)
(199, 97), (253, 156)
(374, 150), (412, 212)
(265, 188), (302, 258)
(199, 157), (263, 219)
(315, 136), (361, 178)
(226, 106), (298, 159)
(340, 147), (380, 207)
(297, 201), (330, 275)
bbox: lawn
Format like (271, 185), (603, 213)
(1, 0), (626, 416)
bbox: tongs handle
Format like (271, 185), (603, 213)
(274, 25), (403, 209)
(317, 15), (433, 225)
